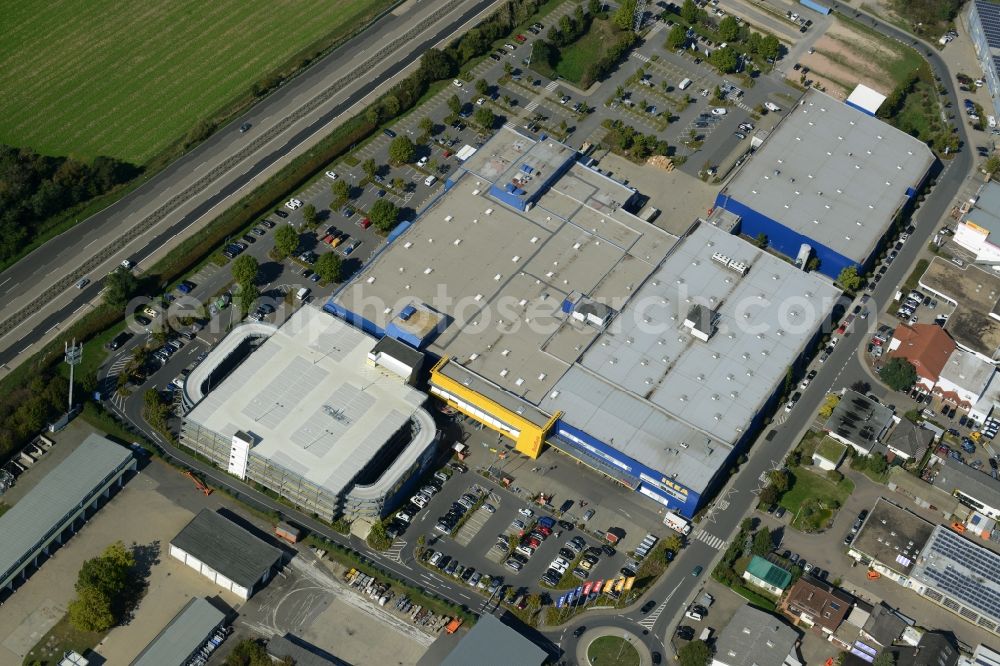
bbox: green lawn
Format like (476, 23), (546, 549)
(0, 0), (395, 163)
(554, 18), (623, 84)
(587, 636), (640, 666)
(23, 613), (107, 666)
(779, 466), (854, 532)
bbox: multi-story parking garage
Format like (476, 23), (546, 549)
(328, 127), (838, 517)
(0, 433), (135, 596)
(180, 306), (438, 521)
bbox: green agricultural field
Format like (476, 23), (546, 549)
(0, 0), (395, 164)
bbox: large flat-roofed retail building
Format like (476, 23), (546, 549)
(0, 433), (135, 595)
(715, 89), (934, 279)
(181, 306), (438, 521)
(329, 127), (837, 517)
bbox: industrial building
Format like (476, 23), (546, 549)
(328, 127), (838, 517)
(908, 525), (1000, 637)
(131, 597), (228, 666)
(715, 89), (934, 278)
(953, 181), (1000, 263)
(933, 456), (1000, 519)
(847, 498), (934, 584)
(169, 509), (283, 600)
(441, 614), (547, 666)
(919, 257), (1000, 363)
(967, 0), (1000, 121)
(181, 306), (438, 521)
(0, 433), (135, 595)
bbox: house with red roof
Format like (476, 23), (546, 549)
(887, 324), (956, 392)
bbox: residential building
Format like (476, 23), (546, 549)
(712, 604), (802, 666)
(887, 324), (956, 393)
(782, 576), (853, 636)
(715, 89), (934, 278)
(859, 603), (908, 648)
(883, 420), (934, 463)
(883, 631), (959, 666)
(933, 456), (1000, 519)
(935, 347), (997, 412)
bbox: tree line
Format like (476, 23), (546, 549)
(0, 144), (139, 267)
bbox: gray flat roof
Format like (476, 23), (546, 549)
(919, 257), (1000, 360)
(966, 181), (1000, 238)
(440, 615), (546, 666)
(540, 365), (731, 493)
(170, 510), (282, 589)
(850, 497), (932, 574)
(334, 130), (677, 404)
(911, 525), (1000, 625)
(714, 605), (799, 666)
(131, 597), (225, 666)
(721, 90), (934, 262)
(825, 390), (896, 452)
(939, 347), (996, 397)
(934, 456), (1000, 510)
(0, 434), (133, 584)
(185, 306), (432, 499)
(567, 223), (838, 445)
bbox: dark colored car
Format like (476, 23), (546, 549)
(134, 315), (151, 326)
(652, 652), (662, 665)
(558, 520), (574, 531)
(239, 122), (251, 133)
(573, 626), (586, 637)
(383, 128), (397, 138)
(641, 600), (657, 614)
(274, 209), (289, 218)
(261, 219), (276, 228)
(602, 544), (616, 556)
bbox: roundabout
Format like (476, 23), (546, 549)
(575, 627), (653, 666)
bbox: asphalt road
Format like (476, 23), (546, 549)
(0, 0), (502, 372)
(96, 5), (975, 665)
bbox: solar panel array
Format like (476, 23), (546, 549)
(980, 0), (1000, 49)
(915, 527), (1000, 622)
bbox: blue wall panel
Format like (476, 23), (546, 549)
(323, 301), (385, 339)
(715, 193), (857, 278)
(844, 100), (876, 117)
(800, 0), (830, 14)
(552, 420), (703, 517)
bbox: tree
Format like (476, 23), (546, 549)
(769, 469), (790, 493)
(475, 78), (489, 95)
(226, 639), (274, 666)
(836, 265), (862, 292)
(418, 49), (456, 80)
(868, 453), (889, 476)
(613, 0), (637, 30)
(881, 357), (917, 391)
(419, 117), (434, 136)
(447, 94), (462, 115)
(678, 639), (711, 666)
(666, 24), (688, 49)
(367, 520), (392, 550)
(589, 0), (601, 14)
(758, 34), (781, 61)
(231, 254), (259, 286)
(873, 649), (896, 666)
(388, 136), (416, 164)
(234, 281), (259, 317)
(331, 179), (350, 209)
(984, 154), (1000, 176)
(807, 257), (820, 271)
(474, 106), (496, 129)
(754, 233), (768, 248)
(302, 203), (317, 226)
(77, 541), (134, 598)
(103, 267), (138, 311)
(680, 0), (700, 23)
(818, 393), (840, 419)
(314, 252), (343, 283)
(369, 199), (400, 233)
(273, 225), (299, 260)
(718, 15), (740, 41)
(709, 46), (738, 73)
(759, 485), (779, 507)
(503, 61), (514, 75)
(751, 526), (772, 556)
(69, 586), (115, 632)
(362, 158), (378, 180)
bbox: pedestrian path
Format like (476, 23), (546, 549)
(631, 52), (651, 63)
(385, 539), (406, 563)
(692, 528), (726, 550)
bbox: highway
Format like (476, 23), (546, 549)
(92, 3), (975, 664)
(0, 0), (502, 374)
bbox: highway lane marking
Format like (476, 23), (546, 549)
(85, 238), (101, 248)
(0, 278), (9, 289)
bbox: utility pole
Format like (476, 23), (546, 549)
(64, 339), (83, 413)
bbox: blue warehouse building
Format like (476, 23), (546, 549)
(967, 0), (1000, 121)
(328, 127), (837, 519)
(715, 90), (934, 279)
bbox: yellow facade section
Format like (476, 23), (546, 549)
(430, 357), (558, 459)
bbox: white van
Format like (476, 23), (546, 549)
(678, 78), (692, 90)
(424, 174), (437, 187)
(296, 287), (311, 301)
(764, 101), (781, 112)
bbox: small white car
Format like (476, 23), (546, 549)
(476, 97), (485, 106)
(453, 79), (463, 87)
(325, 170), (338, 180)
(416, 156), (428, 167)
(710, 107), (727, 116)
(518, 507), (534, 518)
(75, 278), (90, 289)
(285, 198), (303, 210)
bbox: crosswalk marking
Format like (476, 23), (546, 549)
(631, 52), (650, 63)
(545, 80), (559, 91)
(385, 539), (406, 563)
(693, 528), (726, 550)
(525, 100), (539, 112)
